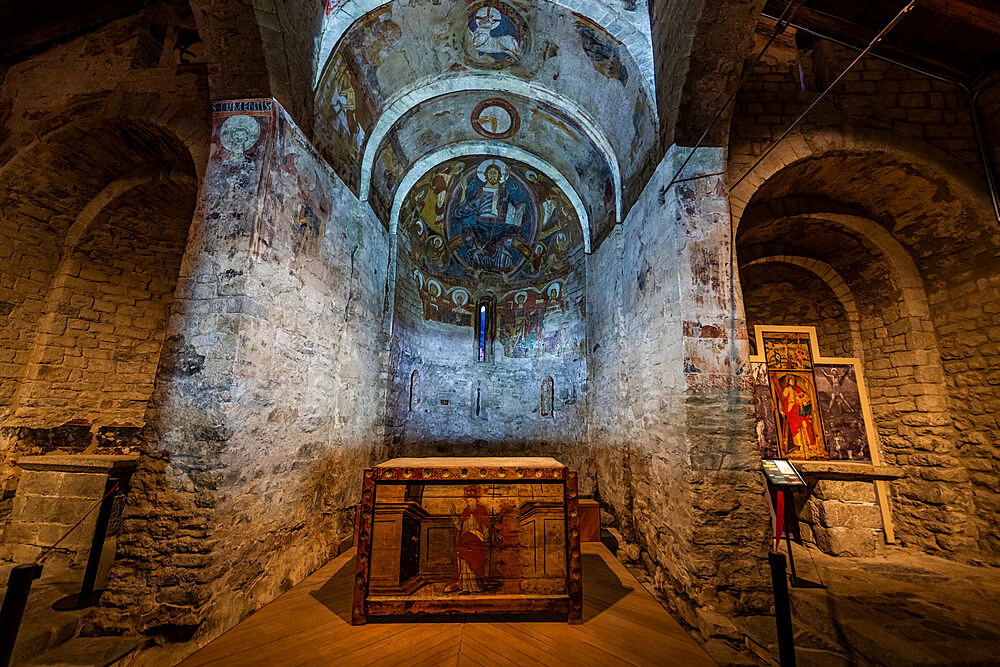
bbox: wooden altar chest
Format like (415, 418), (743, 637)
(352, 457), (583, 625)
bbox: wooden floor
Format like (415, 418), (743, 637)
(182, 543), (715, 666)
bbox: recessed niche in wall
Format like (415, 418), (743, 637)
(541, 376), (554, 417)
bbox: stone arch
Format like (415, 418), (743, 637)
(728, 127), (995, 231)
(0, 115), (201, 427)
(744, 254), (864, 358)
(360, 73), (622, 223)
(314, 0), (656, 103)
(0, 93), (210, 184)
(66, 166), (199, 252)
(390, 141), (591, 253)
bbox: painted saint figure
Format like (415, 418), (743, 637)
(444, 486), (490, 594)
(776, 374), (822, 458)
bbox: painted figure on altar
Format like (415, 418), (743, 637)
(774, 373), (826, 459)
(444, 485), (490, 594)
(450, 159), (533, 273)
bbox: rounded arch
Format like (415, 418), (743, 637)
(0, 93), (210, 184)
(744, 254), (864, 358)
(729, 127), (995, 231)
(361, 73), (622, 223)
(66, 166), (199, 252)
(314, 0), (656, 104)
(744, 207), (933, 322)
(390, 141), (592, 253)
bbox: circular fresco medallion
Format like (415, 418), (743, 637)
(471, 98), (519, 139)
(465, 2), (525, 69)
(444, 158), (539, 276)
(219, 114), (260, 156)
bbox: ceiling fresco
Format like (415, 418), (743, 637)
(401, 154), (583, 328)
(368, 90), (616, 232)
(312, 0), (658, 246)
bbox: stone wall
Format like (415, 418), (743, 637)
(0, 0), (209, 532)
(384, 230), (591, 488)
(587, 147), (770, 654)
(730, 32), (982, 182)
(741, 261), (854, 357)
(729, 30), (999, 563)
(96, 101), (391, 662)
(11, 182), (194, 426)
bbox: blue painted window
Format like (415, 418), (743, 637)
(478, 305), (486, 361)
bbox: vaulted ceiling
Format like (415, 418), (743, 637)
(312, 0), (659, 250)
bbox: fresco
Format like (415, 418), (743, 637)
(375, 92), (616, 233)
(316, 54), (374, 190)
(471, 98), (520, 139)
(465, 3), (524, 68)
(401, 155), (583, 357)
(369, 482), (567, 597)
(314, 0), (658, 218)
(574, 16), (628, 86)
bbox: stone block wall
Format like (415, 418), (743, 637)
(95, 100), (391, 661)
(11, 183), (194, 426)
(741, 261), (855, 357)
(385, 230), (591, 487)
(797, 480), (885, 558)
(729, 34), (982, 182)
(0, 0), (210, 525)
(0, 468), (107, 568)
(587, 147), (771, 647)
(728, 29), (999, 562)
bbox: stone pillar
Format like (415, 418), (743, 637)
(663, 145), (771, 633)
(96, 97), (390, 659)
(588, 145), (771, 649)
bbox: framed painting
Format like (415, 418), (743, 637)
(352, 457), (583, 625)
(749, 325), (894, 542)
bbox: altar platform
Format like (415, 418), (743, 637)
(182, 543), (714, 666)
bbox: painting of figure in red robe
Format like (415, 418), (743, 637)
(445, 485), (490, 593)
(369, 482), (567, 598)
(762, 332), (828, 460)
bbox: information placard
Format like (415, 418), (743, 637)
(762, 458), (806, 486)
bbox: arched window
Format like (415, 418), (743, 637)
(475, 296), (496, 362)
(408, 369), (420, 413)
(540, 377), (554, 417)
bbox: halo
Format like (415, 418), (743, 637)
(476, 159), (509, 184)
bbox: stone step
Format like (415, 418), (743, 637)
(26, 636), (140, 667)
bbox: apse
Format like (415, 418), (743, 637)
(385, 154), (590, 474)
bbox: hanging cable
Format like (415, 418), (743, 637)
(661, 0), (807, 194)
(730, 0), (917, 190)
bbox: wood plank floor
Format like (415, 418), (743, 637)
(182, 543), (715, 666)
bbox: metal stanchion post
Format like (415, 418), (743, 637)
(768, 552), (796, 667)
(0, 563), (43, 667)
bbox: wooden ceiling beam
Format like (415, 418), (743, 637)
(918, 0), (1000, 36)
(763, 0), (971, 81)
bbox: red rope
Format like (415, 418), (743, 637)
(35, 480), (121, 565)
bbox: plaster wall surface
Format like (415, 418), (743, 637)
(587, 147), (770, 649)
(96, 102), (391, 661)
(385, 230), (590, 489)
